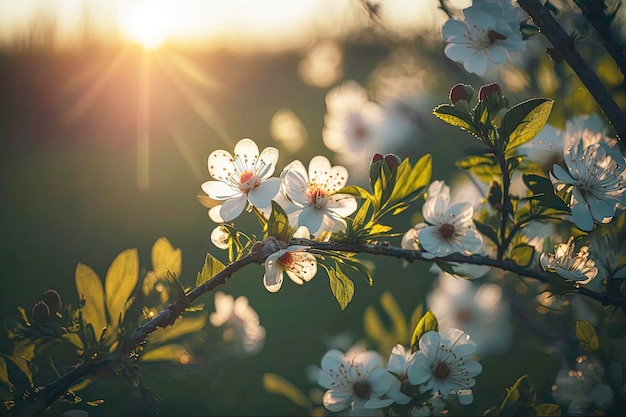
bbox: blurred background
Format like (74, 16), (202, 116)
(1, 0), (624, 416)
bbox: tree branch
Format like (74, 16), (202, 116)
(517, 0), (626, 142)
(17, 237), (625, 415)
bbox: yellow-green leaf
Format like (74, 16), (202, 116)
(75, 263), (107, 341)
(196, 253), (226, 287)
(141, 344), (189, 363)
(534, 403), (561, 416)
(364, 306), (392, 354)
(148, 316), (206, 345)
(0, 356), (8, 387)
(262, 373), (312, 409)
(380, 291), (408, 346)
(433, 104), (476, 132)
(502, 98), (554, 151)
(152, 237), (182, 278)
(328, 267), (354, 311)
(105, 248), (139, 331)
(575, 320), (599, 352)
(410, 310), (438, 353)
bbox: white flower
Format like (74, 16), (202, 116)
(550, 135), (626, 231)
(386, 344), (412, 405)
(318, 349), (395, 412)
(263, 226), (318, 293)
(427, 273), (511, 355)
(552, 355), (614, 414)
(210, 225), (230, 250)
(201, 138), (280, 222)
(322, 80), (384, 164)
(280, 156), (358, 237)
(442, 3), (525, 76)
(402, 181), (484, 258)
(209, 291), (265, 355)
(407, 328), (482, 405)
(540, 237), (598, 285)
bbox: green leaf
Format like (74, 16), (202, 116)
(523, 174), (570, 213)
(105, 248), (139, 333)
(75, 263), (107, 342)
(500, 375), (528, 411)
(388, 154), (432, 210)
(140, 344), (188, 363)
(152, 237), (182, 278)
(501, 98), (554, 152)
(267, 200), (292, 241)
(3, 355), (32, 392)
(410, 310), (438, 353)
(575, 320), (599, 352)
(337, 185), (374, 201)
(509, 244), (535, 267)
(380, 291), (408, 345)
(196, 253), (226, 287)
(474, 220), (499, 245)
(533, 403), (561, 416)
(363, 306), (391, 354)
(148, 316), (207, 345)
(433, 104), (476, 133)
(456, 154), (500, 183)
(487, 181), (503, 210)
(327, 265), (355, 310)
(262, 373), (313, 409)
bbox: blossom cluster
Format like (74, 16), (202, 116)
(316, 328), (482, 414)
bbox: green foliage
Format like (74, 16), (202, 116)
(363, 291), (418, 355)
(266, 200), (292, 242)
(509, 244), (535, 267)
(338, 154), (431, 242)
(325, 264), (355, 311)
(410, 310), (438, 353)
(575, 320), (600, 352)
(195, 253), (227, 287)
(262, 373), (313, 410)
(500, 98), (554, 153)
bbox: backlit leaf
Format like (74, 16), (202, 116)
(263, 373), (312, 409)
(105, 248), (139, 332)
(75, 263), (107, 341)
(152, 237), (182, 278)
(267, 200), (291, 241)
(380, 291), (408, 346)
(410, 310), (438, 353)
(433, 104), (476, 133)
(510, 244), (535, 267)
(327, 266), (354, 310)
(533, 403), (561, 416)
(575, 320), (599, 352)
(141, 344), (188, 363)
(148, 316), (207, 345)
(196, 253), (226, 287)
(501, 98), (553, 152)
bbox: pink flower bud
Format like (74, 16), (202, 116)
(449, 83), (474, 105)
(478, 83), (502, 101)
(32, 301), (51, 323)
(371, 153), (384, 163)
(43, 289), (62, 313)
(384, 154), (401, 170)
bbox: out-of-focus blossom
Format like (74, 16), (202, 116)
(280, 156), (357, 237)
(552, 355), (614, 414)
(402, 181), (484, 259)
(318, 349), (395, 412)
(263, 226), (317, 293)
(407, 328), (482, 405)
(550, 129), (626, 231)
(442, 3), (524, 76)
(270, 109), (308, 154)
(323, 81), (384, 162)
(209, 291), (265, 355)
(540, 237), (598, 285)
(427, 273), (511, 355)
(202, 138), (280, 222)
(299, 40), (343, 88)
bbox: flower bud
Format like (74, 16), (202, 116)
(383, 153), (401, 171)
(371, 153), (384, 163)
(478, 83), (502, 101)
(32, 301), (52, 323)
(211, 226), (230, 250)
(449, 84), (474, 105)
(42, 289), (62, 313)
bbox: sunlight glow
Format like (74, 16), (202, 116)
(120, 1), (173, 50)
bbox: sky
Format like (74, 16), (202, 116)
(0, 0), (468, 50)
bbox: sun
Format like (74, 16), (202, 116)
(120, 1), (173, 50)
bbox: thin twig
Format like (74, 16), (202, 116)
(517, 0), (626, 142)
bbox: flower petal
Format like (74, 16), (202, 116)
(570, 202), (594, 231)
(298, 208), (325, 235)
(201, 180), (239, 200)
(248, 177), (280, 208)
(263, 257), (284, 293)
(219, 194), (248, 222)
(208, 149), (236, 182)
(256, 146), (279, 179)
(326, 194), (358, 217)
